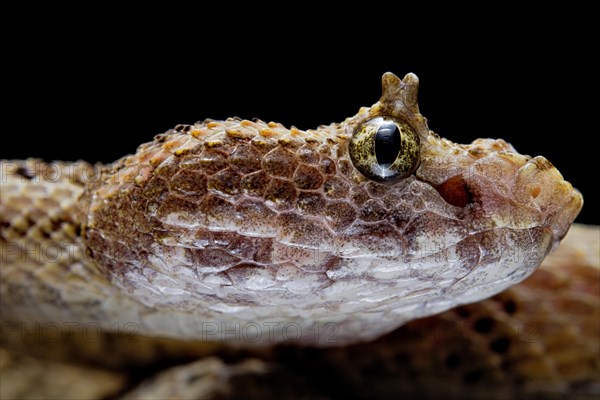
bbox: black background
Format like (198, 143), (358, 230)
(3, 20), (597, 225)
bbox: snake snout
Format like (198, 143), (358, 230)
(515, 156), (583, 243)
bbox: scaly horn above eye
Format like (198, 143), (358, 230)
(381, 72), (420, 114)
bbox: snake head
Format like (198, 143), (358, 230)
(345, 72), (583, 309)
(81, 72), (583, 346)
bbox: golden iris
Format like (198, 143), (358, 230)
(349, 117), (420, 181)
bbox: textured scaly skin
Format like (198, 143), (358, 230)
(0, 73), (583, 348)
(0, 71), (592, 398)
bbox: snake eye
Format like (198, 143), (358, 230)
(349, 117), (420, 181)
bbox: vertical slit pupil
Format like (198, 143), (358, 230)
(375, 122), (402, 167)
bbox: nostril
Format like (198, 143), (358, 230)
(436, 175), (473, 208)
(531, 186), (541, 199)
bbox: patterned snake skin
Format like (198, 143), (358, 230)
(0, 72), (596, 399)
